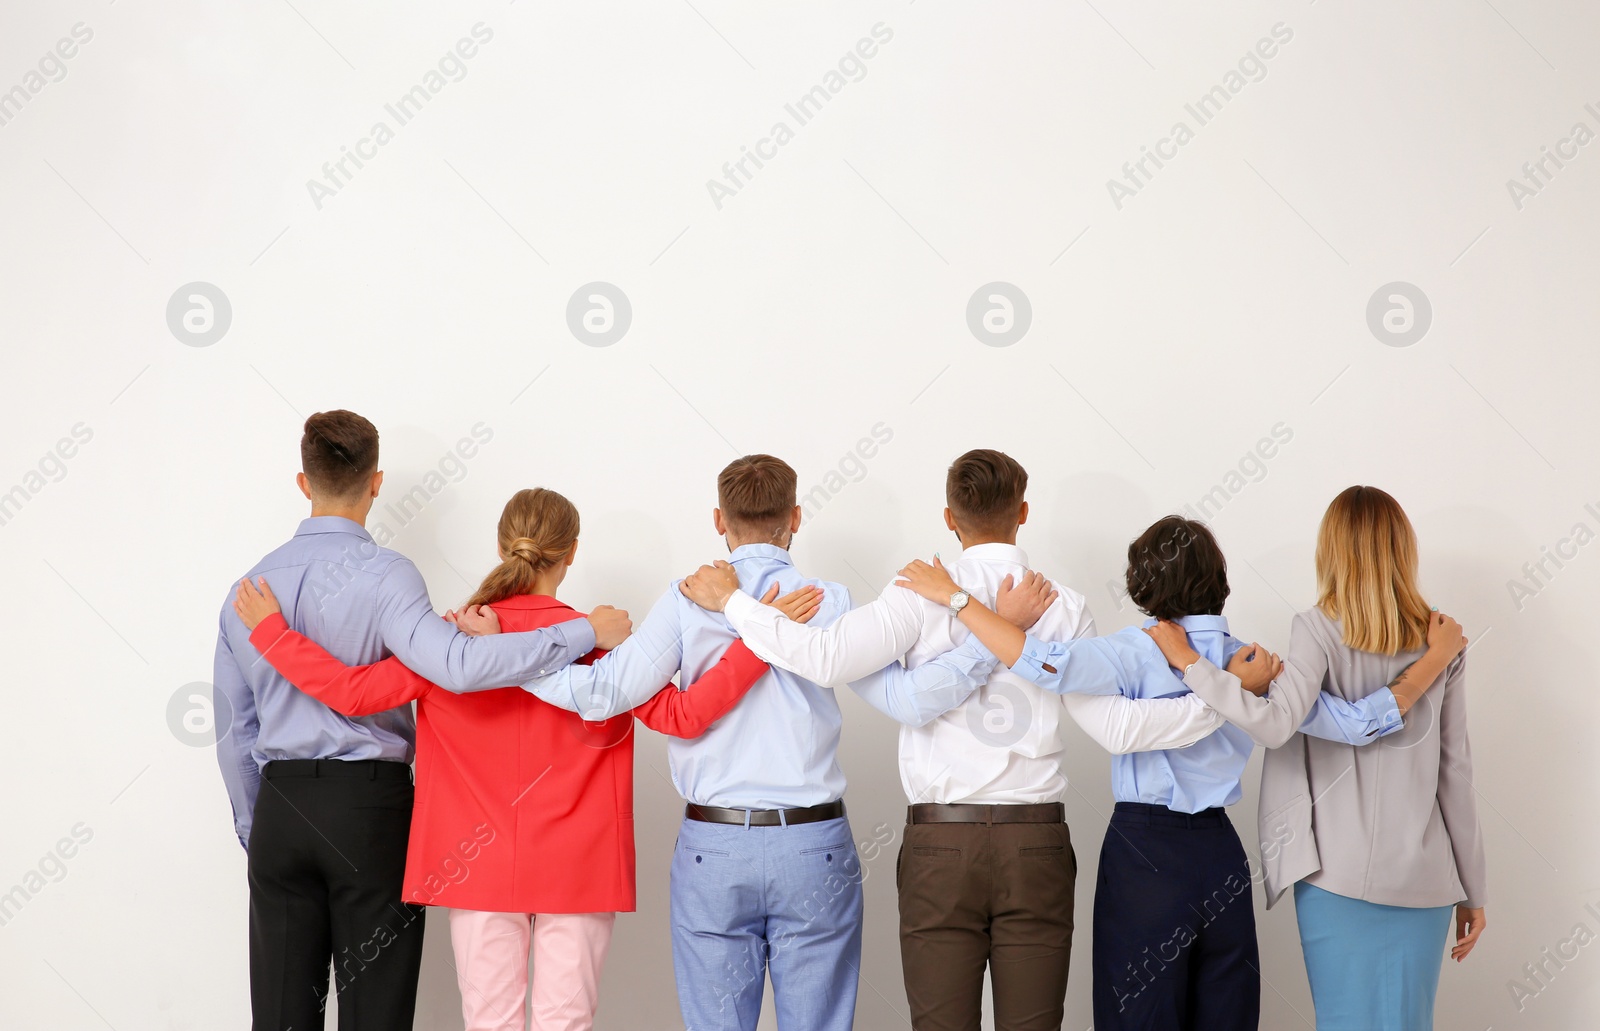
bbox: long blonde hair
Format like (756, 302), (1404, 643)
(463, 488), (580, 609)
(1315, 486), (1432, 654)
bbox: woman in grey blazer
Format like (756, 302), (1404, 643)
(1149, 486), (1485, 1030)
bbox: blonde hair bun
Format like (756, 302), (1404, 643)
(508, 536), (545, 565)
(463, 488), (581, 610)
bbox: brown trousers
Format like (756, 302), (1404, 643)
(897, 817), (1076, 1031)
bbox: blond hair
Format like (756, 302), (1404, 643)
(463, 488), (579, 609)
(1315, 486), (1432, 654)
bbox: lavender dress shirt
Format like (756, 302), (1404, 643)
(212, 516), (596, 847)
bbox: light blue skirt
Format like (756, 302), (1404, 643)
(1294, 881), (1453, 1030)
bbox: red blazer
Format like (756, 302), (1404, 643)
(247, 594), (767, 913)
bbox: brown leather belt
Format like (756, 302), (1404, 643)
(686, 800), (845, 827)
(908, 802), (1064, 825)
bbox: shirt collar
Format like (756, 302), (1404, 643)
(956, 542), (1028, 566)
(294, 515), (373, 542)
(1141, 613), (1230, 634)
(729, 543), (794, 566)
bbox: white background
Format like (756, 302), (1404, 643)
(2, 1), (1597, 1028)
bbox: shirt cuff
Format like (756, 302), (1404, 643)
(557, 616), (597, 659)
(249, 612), (290, 653)
(722, 589), (762, 632)
(1009, 634), (1054, 683)
(1363, 686), (1404, 737)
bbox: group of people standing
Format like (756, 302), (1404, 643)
(214, 408), (1486, 1031)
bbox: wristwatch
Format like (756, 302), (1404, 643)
(949, 588), (972, 617)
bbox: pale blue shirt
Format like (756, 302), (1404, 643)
(935, 614), (1401, 813)
(213, 516), (597, 846)
(520, 543), (995, 809)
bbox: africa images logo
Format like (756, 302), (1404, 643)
(1104, 23), (1294, 210)
(705, 22), (895, 210)
(304, 24), (496, 210)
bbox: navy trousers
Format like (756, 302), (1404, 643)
(1092, 802), (1260, 1031)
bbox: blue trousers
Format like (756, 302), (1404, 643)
(1092, 803), (1261, 1031)
(670, 814), (863, 1031)
(1294, 881), (1452, 1031)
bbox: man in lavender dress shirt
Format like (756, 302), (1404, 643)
(212, 410), (631, 1031)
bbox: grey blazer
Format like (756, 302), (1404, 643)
(1184, 607), (1486, 911)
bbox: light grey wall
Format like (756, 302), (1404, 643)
(1, 1), (1595, 1028)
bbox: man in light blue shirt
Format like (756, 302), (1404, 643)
(213, 411), (630, 1031)
(506, 455), (996, 1031)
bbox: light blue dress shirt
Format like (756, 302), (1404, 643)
(934, 614), (1401, 813)
(213, 516), (597, 846)
(520, 543), (994, 809)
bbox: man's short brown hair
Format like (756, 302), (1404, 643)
(945, 449), (1028, 536)
(301, 410), (379, 499)
(1125, 516), (1230, 621)
(717, 454), (798, 537)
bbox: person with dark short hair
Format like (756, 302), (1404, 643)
(213, 410), (632, 1031)
(895, 514), (1449, 1030)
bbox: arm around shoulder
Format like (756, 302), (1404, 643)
(1063, 690), (1225, 755)
(1178, 617), (1318, 748)
(377, 558), (598, 693)
(848, 635), (998, 727)
(249, 611), (433, 716)
(631, 639), (768, 738)
(725, 582), (919, 688)
(523, 588), (682, 719)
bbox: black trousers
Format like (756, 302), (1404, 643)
(247, 759), (425, 1031)
(1092, 802), (1260, 1031)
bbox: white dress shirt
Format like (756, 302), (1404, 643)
(722, 542), (1224, 806)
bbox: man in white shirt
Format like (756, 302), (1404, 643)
(679, 449), (1224, 1031)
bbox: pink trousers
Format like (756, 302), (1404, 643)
(448, 908), (616, 1031)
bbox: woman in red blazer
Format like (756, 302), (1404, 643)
(232, 487), (818, 1031)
